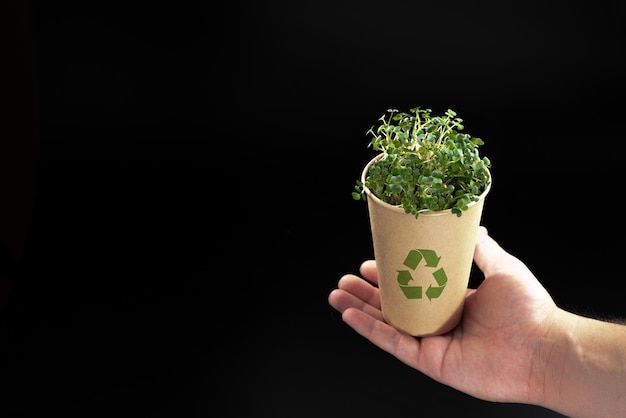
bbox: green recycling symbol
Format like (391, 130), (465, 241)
(397, 249), (448, 300)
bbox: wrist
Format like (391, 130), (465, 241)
(533, 309), (626, 418)
(525, 307), (574, 410)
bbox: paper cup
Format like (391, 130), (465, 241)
(362, 154), (491, 336)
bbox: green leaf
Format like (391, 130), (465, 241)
(358, 106), (491, 216)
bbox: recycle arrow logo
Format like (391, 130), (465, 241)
(396, 249), (448, 300)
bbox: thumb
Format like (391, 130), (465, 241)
(473, 226), (515, 278)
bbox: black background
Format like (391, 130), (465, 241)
(3, 1), (626, 416)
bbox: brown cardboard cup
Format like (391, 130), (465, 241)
(362, 154), (491, 336)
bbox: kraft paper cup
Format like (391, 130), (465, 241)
(362, 155), (491, 336)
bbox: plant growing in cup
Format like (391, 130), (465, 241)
(353, 106), (492, 336)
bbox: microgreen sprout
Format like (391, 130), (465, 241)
(353, 107), (491, 217)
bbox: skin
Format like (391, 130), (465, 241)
(328, 226), (626, 418)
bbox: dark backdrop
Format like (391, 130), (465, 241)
(3, 1), (625, 416)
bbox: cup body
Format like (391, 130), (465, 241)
(362, 154), (490, 336)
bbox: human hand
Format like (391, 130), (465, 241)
(328, 226), (559, 405)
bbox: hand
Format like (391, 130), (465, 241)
(328, 226), (559, 404)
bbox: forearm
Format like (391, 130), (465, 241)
(536, 310), (626, 418)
